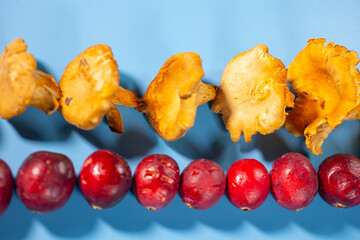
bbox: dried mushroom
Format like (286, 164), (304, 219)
(0, 38), (60, 119)
(59, 44), (140, 133)
(137, 52), (216, 141)
(285, 38), (360, 155)
(211, 44), (294, 142)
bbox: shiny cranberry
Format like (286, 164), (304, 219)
(133, 154), (180, 211)
(270, 152), (318, 211)
(318, 153), (360, 208)
(79, 149), (131, 209)
(0, 159), (13, 216)
(16, 151), (75, 213)
(226, 159), (270, 211)
(179, 159), (225, 210)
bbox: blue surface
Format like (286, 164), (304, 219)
(0, 0), (360, 239)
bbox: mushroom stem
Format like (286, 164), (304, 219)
(305, 121), (333, 155)
(112, 86), (141, 108)
(195, 81), (217, 106)
(30, 70), (60, 114)
(106, 103), (123, 134)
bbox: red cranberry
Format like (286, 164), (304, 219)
(318, 153), (360, 208)
(179, 159), (226, 210)
(79, 149), (132, 209)
(133, 154), (180, 211)
(16, 151), (75, 213)
(270, 152), (318, 211)
(226, 159), (270, 211)
(0, 159), (13, 216)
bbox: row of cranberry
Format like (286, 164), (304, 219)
(0, 150), (359, 216)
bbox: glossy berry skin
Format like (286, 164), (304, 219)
(133, 154), (180, 211)
(79, 149), (132, 209)
(270, 152), (318, 211)
(179, 159), (226, 210)
(318, 154), (360, 208)
(0, 159), (13, 216)
(16, 151), (75, 213)
(226, 159), (270, 211)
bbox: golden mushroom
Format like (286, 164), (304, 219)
(285, 38), (360, 155)
(0, 38), (60, 119)
(59, 44), (140, 133)
(211, 44), (294, 142)
(136, 52), (217, 141)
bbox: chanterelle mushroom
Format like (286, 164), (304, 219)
(285, 38), (360, 155)
(0, 38), (60, 119)
(59, 44), (140, 133)
(211, 44), (294, 142)
(136, 52), (217, 141)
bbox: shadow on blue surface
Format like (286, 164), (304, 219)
(8, 109), (72, 142)
(241, 129), (309, 161)
(119, 71), (143, 98)
(74, 124), (157, 160)
(356, 132), (360, 158)
(3, 190), (359, 239)
(35, 188), (97, 237)
(0, 189), (98, 240)
(98, 192), (360, 235)
(0, 192), (33, 239)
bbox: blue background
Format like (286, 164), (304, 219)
(0, 0), (360, 239)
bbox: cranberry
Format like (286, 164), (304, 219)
(0, 159), (13, 216)
(226, 159), (270, 211)
(318, 153), (360, 208)
(270, 152), (318, 211)
(133, 154), (180, 211)
(79, 149), (131, 209)
(16, 151), (75, 213)
(179, 159), (225, 210)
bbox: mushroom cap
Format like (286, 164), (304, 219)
(137, 52), (216, 141)
(59, 44), (120, 130)
(211, 44), (294, 142)
(285, 38), (360, 154)
(0, 38), (36, 119)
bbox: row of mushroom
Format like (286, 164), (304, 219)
(0, 38), (359, 155)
